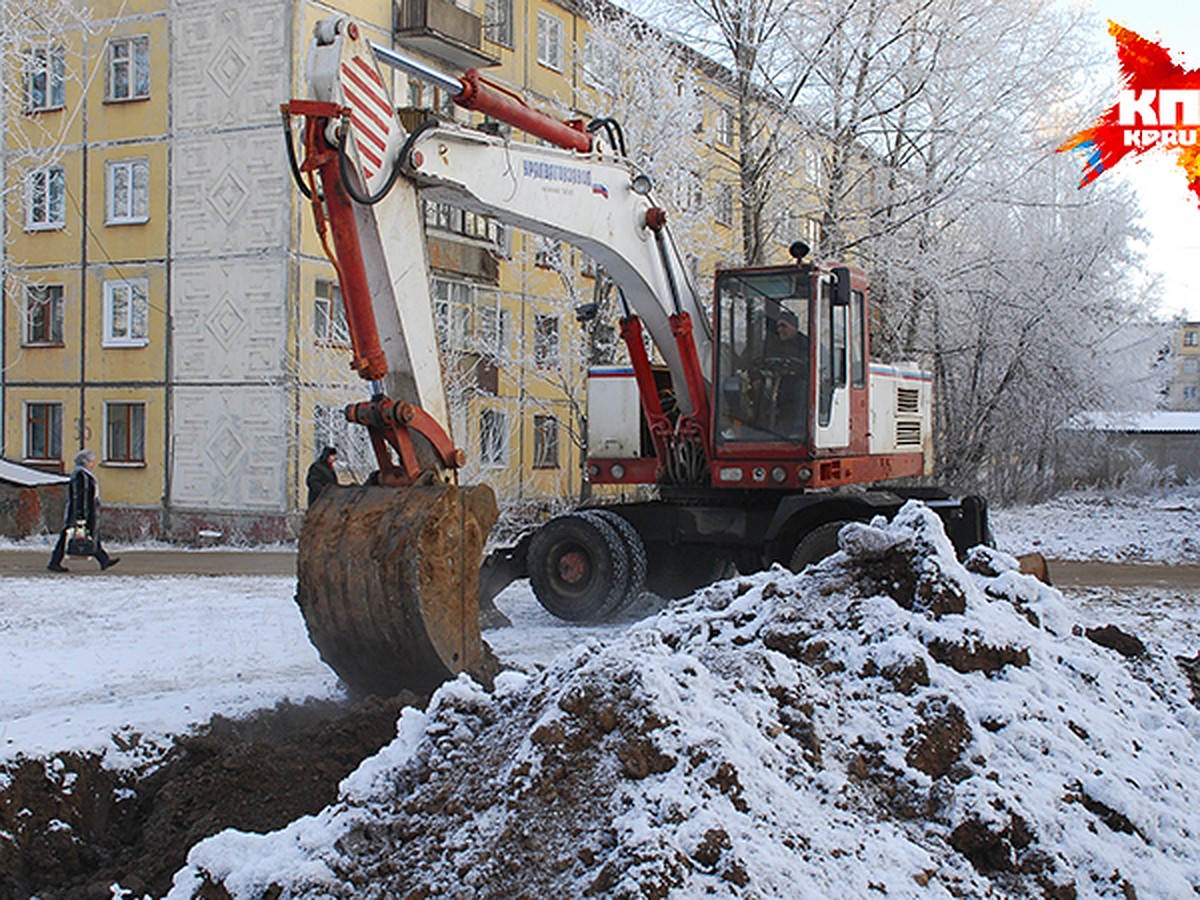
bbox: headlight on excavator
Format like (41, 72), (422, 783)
(771, 466), (787, 483)
(610, 463), (626, 479)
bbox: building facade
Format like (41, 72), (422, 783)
(1166, 321), (1200, 411)
(3, 0), (806, 540)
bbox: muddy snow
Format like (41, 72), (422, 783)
(164, 503), (1200, 899)
(2, 490), (1200, 898)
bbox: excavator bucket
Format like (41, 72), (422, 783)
(296, 483), (499, 697)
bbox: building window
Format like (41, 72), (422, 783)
(583, 33), (619, 93)
(25, 402), (63, 462)
(1184, 385), (1199, 401)
(106, 158), (149, 224)
(423, 200), (505, 249)
(715, 183), (734, 226)
(477, 290), (508, 358)
(103, 279), (149, 347)
(533, 415), (559, 469)
(107, 35), (150, 101)
(27, 166), (65, 230)
(24, 46), (65, 111)
(433, 278), (473, 351)
(715, 105), (735, 147)
(24, 284), (64, 345)
(484, 0), (513, 47)
(534, 314), (559, 369)
(104, 402), (146, 463)
(536, 11), (564, 71)
(314, 279), (350, 345)
(1185, 331), (1198, 347)
(534, 237), (563, 269)
(479, 408), (508, 465)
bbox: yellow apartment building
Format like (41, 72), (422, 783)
(2, 0), (804, 540)
(1167, 321), (1200, 411)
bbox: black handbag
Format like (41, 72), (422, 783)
(66, 521), (94, 557)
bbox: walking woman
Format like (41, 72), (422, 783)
(47, 449), (120, 572)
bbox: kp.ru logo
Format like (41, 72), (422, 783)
(1059, 22), (1200, 207)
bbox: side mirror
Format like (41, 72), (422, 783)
(833, 267), (851, 307)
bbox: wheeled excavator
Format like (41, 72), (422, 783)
(283, 17), (992, 698)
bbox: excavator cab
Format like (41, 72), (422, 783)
(714, 268), (814, 446)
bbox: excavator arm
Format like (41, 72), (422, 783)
(286, 16), (713, 696)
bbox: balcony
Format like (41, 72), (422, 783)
(394, 0), (497, 71)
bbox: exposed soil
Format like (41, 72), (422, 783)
(0, 693), (421, 900)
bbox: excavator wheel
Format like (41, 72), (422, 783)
(788, 520), (850, 572)
(582, 509), (647, 613)
(297, 483), (499, 698)
(528, 512), (630, 622)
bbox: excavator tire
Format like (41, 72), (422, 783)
(296, 483), (499, 698)
(528, 512), (630, 622)
(583, 509), (647, 612)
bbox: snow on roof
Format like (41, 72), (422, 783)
(0, 458), (69, 486)
(1066, 410), (1200, 433)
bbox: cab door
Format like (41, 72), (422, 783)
(814, 274), (850, 448)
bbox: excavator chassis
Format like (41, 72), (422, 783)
(297, 483), (499, 697)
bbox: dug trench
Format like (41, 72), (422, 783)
(0, 693), (420, 900)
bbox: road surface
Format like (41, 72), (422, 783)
(2, 548), (1198, 588)
(0, 548), (296, 577)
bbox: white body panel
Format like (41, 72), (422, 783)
(587, 368), (642, 458)
(869, 364), (934, 475)
(408, 132), (710, 414)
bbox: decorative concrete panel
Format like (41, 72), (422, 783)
(171, 130), (291, 257)
(171, 0), (290, 131)
(171, 385), (288, 510)
(172, 258), (289, 382)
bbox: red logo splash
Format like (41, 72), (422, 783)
(1059, 22), (1200, 207)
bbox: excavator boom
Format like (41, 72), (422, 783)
(286, 16), (706, 696)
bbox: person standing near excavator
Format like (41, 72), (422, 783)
(47, 449), (120, 573)
(306, 446), (340, 508)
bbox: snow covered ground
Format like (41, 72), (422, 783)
(1, 486), (1197, 771)
(2, 488), (1200, 897)
(991, 483), (1200, 564)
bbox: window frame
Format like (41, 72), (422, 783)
(536, 11), (564, 71)
(715, 183), (735, 227)
(314, 278), (350, 346)
(484, 0), (514, 48)
(479, 408), (508, 467)
(24, 46), (65, 112)
(102, 278), (150, 348)
(26, 166), (66, 231)
(106, 158), (150, 224)
(103, 401), (146, 464)
(534, 314), (560, 370)
(533, 414), (559, 469)
(24, 283), (65, 346)
(24, 401), (63, 463)
(106, 34), (150, 102)
(715, 105), (735, 147)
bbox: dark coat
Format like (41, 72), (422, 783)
(306, 459), (338, 507)
(65, 468), (99, 533)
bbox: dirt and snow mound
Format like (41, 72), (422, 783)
(171, 502), (1200, 899)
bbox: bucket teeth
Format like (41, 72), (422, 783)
(297, 483), (499, 697)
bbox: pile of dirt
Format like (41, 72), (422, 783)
(0, 693), (417, 899)
(171, 504), (1200, 898)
